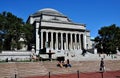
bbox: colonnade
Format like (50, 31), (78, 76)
(40, 30), (87, 51)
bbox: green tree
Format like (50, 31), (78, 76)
(95, 24), (120, 54)
(1, 12), (24, 50)
(21, 23), (34, 50)
(0, 11), (34, 51)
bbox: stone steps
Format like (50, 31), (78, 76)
(0, 63), (16, 78)
(0, 62), (48, 78)
(0, 60), (120, 78)
(42, 60), (120, 75)
(16, 62), (48, 77)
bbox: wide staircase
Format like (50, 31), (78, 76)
(43, 60), (120, 75)
(43, 61), (72, 75)
(0, 61), (100, 78)
(0, 60), (120, 78)
(0, 62), (48, 78)
(64, 49), (100, 61)
(16, 62), (48, 78)
(43, 61), (100, 75)
(0, 62), (16, 78)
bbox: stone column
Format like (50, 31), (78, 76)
(79, 34), (81, 50)
(51, 32), (53, 50)
(83, 34), (87, 49)
(46, 31), (48, 48)
(75, 33), (77, 49)
(41, 31), (43, 49)
(61, 33), (63, 50)
(70, 33), (73, 50)
(56, 32), (58, 50)
(35, 23), (40, 55)
(66, 33), (68, 50)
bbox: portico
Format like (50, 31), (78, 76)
(40, 30), (83, 50)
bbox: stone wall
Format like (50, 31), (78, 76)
(0, 51), (32, 61)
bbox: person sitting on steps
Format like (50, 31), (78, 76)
(66, 59), (72, 68)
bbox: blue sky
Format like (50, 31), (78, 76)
(0, 0), (120, 38)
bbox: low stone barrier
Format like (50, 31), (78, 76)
(0, 51), (32, 61)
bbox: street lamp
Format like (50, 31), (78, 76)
(2, 38), (4, 51)
(0, 30), (5, 52)
(0, 35), (4, 52)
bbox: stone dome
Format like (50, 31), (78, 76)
(32, 8), (65, 16)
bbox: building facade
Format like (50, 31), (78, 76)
(27, 8), (91, 57)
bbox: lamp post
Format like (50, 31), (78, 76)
(0, 35), (4, 52)
(2, 38), (4, 51)
(0, 30), (5, 52)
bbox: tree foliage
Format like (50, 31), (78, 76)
(0, 11), (34, 51)
(95, 24), (120, 54)
(21, 23), (34, 50)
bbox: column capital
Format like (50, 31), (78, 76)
(74, 33), (77, 35)
(40, 30), (44, 33)
(65, 32), (69, 34)
(46, 31), (48, 33)
(50, 31), (53, 34)
(70, 32), (73, 35)
(60, 32), (63, 34)
(55, 32), (58, 34)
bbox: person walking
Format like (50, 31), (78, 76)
(100, 58), (105, 72)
